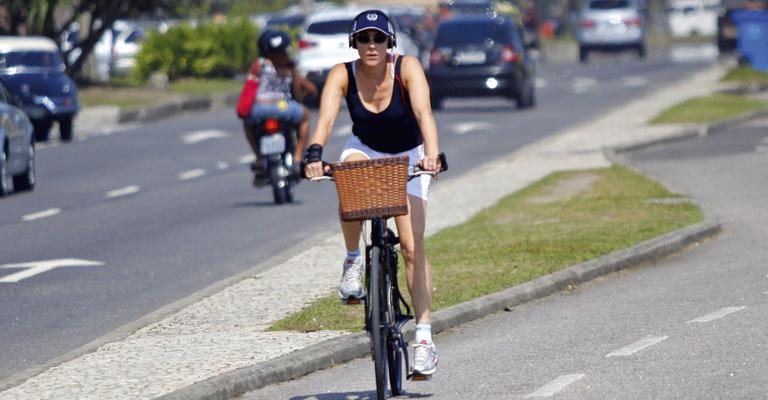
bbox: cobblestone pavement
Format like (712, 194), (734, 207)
(0, 61), (744, 400)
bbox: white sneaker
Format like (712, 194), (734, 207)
(338, 256), (364, 300)
(413, 340), (438, 375)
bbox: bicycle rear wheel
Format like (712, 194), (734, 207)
(369, 246), (388, 399)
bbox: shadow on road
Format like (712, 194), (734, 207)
(288, 389), (433, 399)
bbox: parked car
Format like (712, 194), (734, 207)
(427, 14), (536, 110)
(571, 0), (647, 63)
(110, 22), (146, 76)
(0, 36), (79, 142)
(295, 7), (420, 106)
(668, 0), (719, 37)
(0, 80), (35, 196)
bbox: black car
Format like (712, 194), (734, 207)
(427, 15), (536, 110)
(0, 36), (79, 142)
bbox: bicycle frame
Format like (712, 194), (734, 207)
(365, 216), (413, 398)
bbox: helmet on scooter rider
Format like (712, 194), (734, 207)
(258, 30), (291, 56)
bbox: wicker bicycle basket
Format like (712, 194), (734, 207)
(331, 156), (409, 221)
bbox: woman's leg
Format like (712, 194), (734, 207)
(394, 195), (432, 324)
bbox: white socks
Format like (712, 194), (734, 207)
(415, 323), (432, 344)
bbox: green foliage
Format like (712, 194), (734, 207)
(132, 18), (259, 81)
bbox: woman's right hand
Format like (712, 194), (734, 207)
(301, 143), (325, 179)
(303, 161), (326, 179)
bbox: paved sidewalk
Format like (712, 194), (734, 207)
(0, 61), (755, 400)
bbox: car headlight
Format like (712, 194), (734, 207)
(33, 96), (57, 113)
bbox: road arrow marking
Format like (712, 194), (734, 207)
(182, 129), (229, 144)
(452, 122), (492, 135)
(606, 336), (668, 357)
(687, 306), (746, 323)
(0, 258), (104, 283)
(21, 208), (61, 222)
(524, 374), (585, 398)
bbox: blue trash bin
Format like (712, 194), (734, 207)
(732, 10), (768, 71)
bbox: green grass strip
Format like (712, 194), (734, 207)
(269, 166), (703, 333)
(650, 93), (768, 124)
(721, 66), (768, 85)
(79, 78), (241, 107)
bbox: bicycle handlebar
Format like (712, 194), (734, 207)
(306, 153), (448, 182)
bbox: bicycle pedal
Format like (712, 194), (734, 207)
(409, 372), (432, 382)
(340, 297), (363, 305)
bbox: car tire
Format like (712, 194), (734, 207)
(0, 151), (10, 197)
(636, 44), (646, 59)
(12, 142), (35, 192)
(579, 46), (589, 63)
(430, 95), (444, 111)
(32, 120), (52, 142)
(516, 78), (536, 110)
(59, 115), (74, 142)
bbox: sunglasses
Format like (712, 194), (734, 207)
(355, 33), (388, 44)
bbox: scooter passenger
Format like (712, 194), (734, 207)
(243, 30), (317, 185)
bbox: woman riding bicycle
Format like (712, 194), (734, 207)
(302, 9), (442, 376)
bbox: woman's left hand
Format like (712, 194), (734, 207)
(420, 154), (441, 172)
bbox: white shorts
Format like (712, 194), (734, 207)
(339, 135), (432, 201)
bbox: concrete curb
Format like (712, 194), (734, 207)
(158, 218), (721, 400)
(116, 93), (239, 124)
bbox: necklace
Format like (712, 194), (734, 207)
(360, 65), (387, 89)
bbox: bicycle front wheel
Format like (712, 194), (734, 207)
(369, 246), (388, 399)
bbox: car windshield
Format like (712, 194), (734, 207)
(435, 20), (513, 47)
(0, 51), (62, 69)
(307, 19), (352, 35)
(589, 0), (631, 10)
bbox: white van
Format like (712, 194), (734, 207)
(668, 0), (720, 37)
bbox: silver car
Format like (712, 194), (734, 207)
(0, 80), (35, 197)
(572, 0), (647, 63)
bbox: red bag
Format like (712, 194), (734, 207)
(236, 78), (258, 119)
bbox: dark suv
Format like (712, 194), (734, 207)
(427, 15), (536, 110)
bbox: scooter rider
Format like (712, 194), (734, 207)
(242, 30), (317, 185)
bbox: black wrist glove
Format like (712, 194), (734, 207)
(303, 144), (323, 164)
(300, 144), (323, 179)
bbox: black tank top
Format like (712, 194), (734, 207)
(344, 56), (422, 154)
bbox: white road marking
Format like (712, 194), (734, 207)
(216, 161), (229, 170)
(334, 123), (353, 137)
(534, 77), (547, 88)
(622, 77), (648, 87)
(178, 169), (206, 181)
(687, 306), (746, 323)
(524, 374), (586, 398)
(106, 185), (140, 198)
(572, 77), (597, 94)
(239, 154), (256, 165)
(606, 336), (668, 357)
(0, 258), (104, 283)
(182, 129), (229, 144)
(452, 122), (493, 135)
(757, 138), (768, 153)
(21, 208), (61, 222)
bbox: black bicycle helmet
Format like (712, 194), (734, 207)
(258, 30), (291, 56)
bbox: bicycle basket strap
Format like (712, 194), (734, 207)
(331, 156), (409, 221)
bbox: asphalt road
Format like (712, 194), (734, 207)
(0, 47), (717, 381)
(238, 116), (768, 399)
